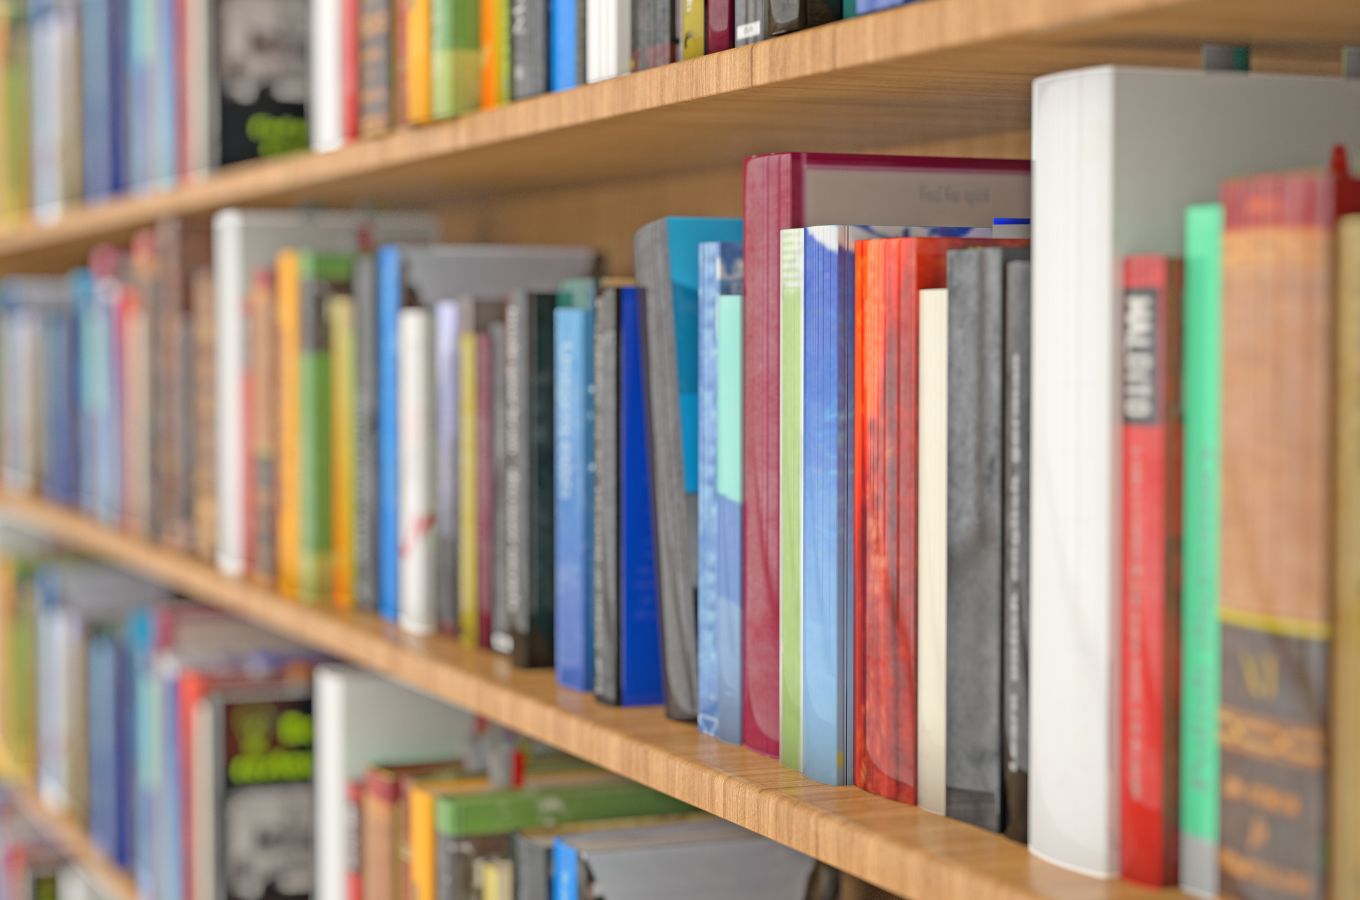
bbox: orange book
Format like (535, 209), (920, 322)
(329, 295), (356, 608)
(275, 249), (302, 599)
(478, 0), (506, 107)
(406, 0), (432, 122)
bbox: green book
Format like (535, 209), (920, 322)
(431, 0), (479, 119)
(298, 252), (353, 603)
(778, 228), (803, 771)
(1179, 202), (1223, 897)
(435, 778), (691, 839)
(556, 276), (596, 310)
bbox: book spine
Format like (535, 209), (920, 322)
(585, 0), (629, 82)
(1179, 203), (1223, 894)
(778, 227), (804, 769)
(528, 296), (557, 667)
(715, 292), (744, 744)
(329, 297), (357, 606)
(705, 0), (732, 52)
(458, 329), (480, 644)
(767, 0), (801, 35)
(1218, 171), (1336, 900)
(1001, 258), (1030, 842)
(191, 267), (214, 562)
(353, 256), (377, 611)
(805, 0), (838, 26)
(554, 308), (595, 691)
(406, 0), (432, 122)
(490, 322), (511, 653)
(301, 280), (335, 604)
(376, 248), (402, 622)
(275, 253), (302, 598)
(393, 0), (408, 124)
(434, 301), (462, 636)
(679, 0), (702, 58)
(504, 293), (528, 658)
(632, 0), (672, 69)
(915, 280), (945, 814)
(549, 0), (579, 90)
(511, 0), (548, 98)
(398, 305), (437, 635)
(618, 287), (663, 705)
(697, 249), (721, 735)
(593, 290), (621, 703)
(311, 0), (344, 152)
(477, 329), (496, 647)
(480, 0), (509, 106)
(343, 0), (361, 139)
(431, 0), (454, 117)
(944, 248), (1003, 831)
(1119, 254), (1182, 885)
(249, 275), (279, 583)
(360, 0), (391, 135)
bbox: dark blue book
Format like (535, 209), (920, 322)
(86, 629), (133, 867)
(553, 306), (595, 691)
(40, 291), (79, 505)
(696, 242), (742, 737)
(618, 287), (663, 706)
(81, 0), (126, 199)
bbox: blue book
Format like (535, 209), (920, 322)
(125, 0), (153, 189)
(375, 246), (404, 622)
(40, 296), (79, 505)
(854, 0), (910, 13)
(154, 0), (178, 185)
(548, 0), (580, 92)
(125, 607), (159, 898)
(552, 836), (582, 900)
(82, 0), (126, 199)
(101, 275), (124, 525)
(158, 671), (183, 900)
(618, 287), (664, 706)
(800, 226), (858, 785)
(696, 242), (742, 737)
(73, 270), (101, 518)
(553, 306), (595, 691)
(715, 293), (743, 745)
(86, 631), (133, 867)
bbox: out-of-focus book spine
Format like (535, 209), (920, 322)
(458, 329), (480, 644)
(553, 306), (594, 691)
(329, 295), (357, 608)
(398, 304), (437, 635)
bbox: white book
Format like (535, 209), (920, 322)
(310, 0), (345, 153)
(313, 665), (473, 900)
(397, 306), (436, 636)
(212, 209), (440, 578)
(916, 286), (947, 816)
(586, 0), (629, 83)
(1030, 65), (1360, 882)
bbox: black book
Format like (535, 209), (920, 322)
(593, 289), (621, 704)
(767, 0), (839, 35)
(213, 0), (310, 166)
(1001, 257), (1030, 843)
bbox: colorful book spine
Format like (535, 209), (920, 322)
(275, 249), (303, 598)
(398, 304), (437, 636)
(435, 301), (463, 636)
(458, 329), (480, 645)
(716, 292), (744, 745)
(480, 0), (510, 107)
(1119, 254), (1182, 885)
(329, 295), (357, 608)
(706, 0), (732, 51)
(1001, 258), (1030, 842)
(191, 266), (216, 563)
(431, 0), (478, 117)
(554, 307), (595, 692)
(407, 0), (433, 122)
(0, 0), (32, 220)
(778, 227), (804, 770)
(697, 247), (721, 736)
(548, 0), (584, 90)
(249, 273), (279, 583)
(376, 248), (402, 622)
(1179, 202), (1223, 895)
(359, 0), (391, 135)
(618, 287), (664, 705)
(301, 259), (346, 603)
(80, 0), (125, 200)
(679, 0), (703, 57)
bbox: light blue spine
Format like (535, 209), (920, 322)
(376, 246), (403, 621)
(552, 837), (581, 900)
(158, 673), (182, 900)
(715, 291), (744, 745)
(549, 0), (578, 91)
(125, 608), (158, 899)
(154, 0), (178, 185)
(73, 270), (101, 517)
(101, 280), (123, 525)
(696, 243), (720, 735)
(801, 226), (854, 785)
(553, 306), (595, 691)
(125, 0), (153, 189)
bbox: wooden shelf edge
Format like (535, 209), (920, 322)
(0, 493), (1185, 900)
(0, 777), (140, 900)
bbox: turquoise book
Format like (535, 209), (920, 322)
(716, 293), (744, 745)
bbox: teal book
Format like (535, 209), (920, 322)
(778, 228), (804, 770)
(1179, 202), (1223, 897)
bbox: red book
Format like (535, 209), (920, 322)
(1119, 254), (1183, 885)
(342, 0), (361, 141)
(346, 778), (365, 900)
(741, 153), (1030, 757)
(852, 242), (868, 788)
(706, 0), (732, 52)
(477, 329), (495, 648)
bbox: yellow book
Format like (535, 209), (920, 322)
(328, 295), (356, 608)
(457, 331), (478, 646)
(480, 857), (513, 900)
(406, 773), (490, 900)
(275, 249), (301, 599)
(406, 0), (433, 123)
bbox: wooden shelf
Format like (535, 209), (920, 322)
(0, 778), (140, 900)
(0, 0), (1354, 274)
(0, 493), (1183, 900)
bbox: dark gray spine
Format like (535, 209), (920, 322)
(436, 833), (460, 899)
(945, 247), (1025, 832)
(513, 835), (551, 900)
(1001, 258), (1030, 843)
(592, 289), (620, 704)
(503, 293), (527, 658)
(766, 0), (802, 36)
(511, 0), (548, 99)
(734, 0), (764, 45)
(353, 254), (377, 612)
(634, 220), (698, 721)
(632, 0), (672, 68)
(490, 321), (510, 653)
(527, 295), (557, 667)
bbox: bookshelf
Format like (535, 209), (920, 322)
(0, 492), (1173, 900)
(0, 0), (1351, 275)
(0, 765), (139, 900)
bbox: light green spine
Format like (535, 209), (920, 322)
(431, 0), (479, 118)
(1179, 202), (1223, 894)
(779, 228), (803, 770)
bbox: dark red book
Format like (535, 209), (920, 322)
(741, 152), (1030, 758)
(1119, 253), (1183, 885)
(852, 242), (868, 789)
(706, 0), (733, 52)
(342, 0), (362, 141)
(478, 329), (496, 648)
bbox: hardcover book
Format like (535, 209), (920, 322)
(359, 0), (392, 135)
(593, 289), (621, 704)
(549, 0), (587, 89)
(398, 304), (437, 635)
(715, 292), (743, 744)
(511, 0), (549, 97)
(458, 326), (480, 643)
(431, 0), (479, 117)
(1001, 257), (1030, 842)
(633, 0), (672, 69)
(212, 0), (309, 166)
(554, 306), (596, 692)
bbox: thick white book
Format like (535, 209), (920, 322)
(310, 0), (345, 153)
(1030, 65), (1360, 882)
(916, 286), (947, 816)
(212, 209), (440, 578)
(397, 306), (436, 636)
(586, 0), (630, 83)
(313, 665), (473, 900)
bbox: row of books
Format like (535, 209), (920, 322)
(0, 0), (920, 223)
(0, 543), (872, 900)
(0, 800), (117, 900)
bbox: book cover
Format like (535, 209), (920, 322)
(511, 0), (549, 98)
(431, 0), (479, 117)
(1001, 257), (1030, 843)
(328, 295), (358, 608)
(715, 292), (743, 745)
(458, 328), (479, 644)
(213, 0), (309, 166)
(398, 304), (437, 636)
(634, 216), (743, 722)
(554, 307), (595, 692)
(618, 287), (664, 706)
(1218, 151), (1359, 900)
(593, 289), (621, 704)
(359, 0), (391, 135)
(742, 153), (1031, 759)
(1119, 253), (1182, 885)
(778, 227), (804, 770)
(1179, 202), (1223, 894)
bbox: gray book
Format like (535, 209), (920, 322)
(632, 0), (672, 69)
(504, 291), (557, 667)
(944, 246), (1028, 832)
(490, 321), (511, 654)
(734, 0), (764, 45)
(592, 289), (620, 704)
(1001, 258), (1030, 843)
(511, 0), (548, 99)
(513, 831), (553, 900)
(634, 220), (697, 721)
(353, 254), (378, 612)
